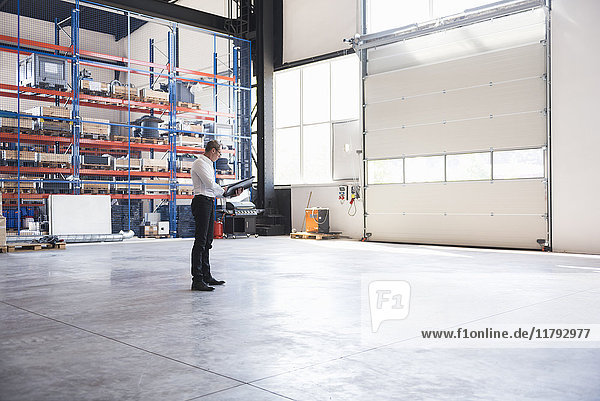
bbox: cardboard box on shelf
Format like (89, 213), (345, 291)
(80, 80), (110, 94)
(81, 117), (110, 138)
(112, 85), (139, 99)
(140, 88), (169, 103)
(141, 225), (158, 237)
(25, 106), (71, 119)
(0, 115), (35, 131)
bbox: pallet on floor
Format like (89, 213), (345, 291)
(289, 231), (341, 240)
(0, 242), (66, 253)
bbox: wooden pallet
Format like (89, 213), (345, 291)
(1, 127), (35, 135)
(112, 93), (141, 102)
(177, 101), (203, 110)
(0, 242), (66, 253)
(0, 188), (37, 194)
(289, 231), (341, 240)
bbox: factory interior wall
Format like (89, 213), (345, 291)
(550, 0), (600, 254)
(283, 0), (357, 63)
(291, 184), (364, 239)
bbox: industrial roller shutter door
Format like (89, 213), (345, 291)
(363, 11), (548, 249)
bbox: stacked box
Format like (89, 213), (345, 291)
(38, 153), (71, 165)
(142, 158), (168, 172)
(25, 106), (70, 119)
(80, 80), (110, 95)
(2, 180), (36, 191)
(112, 85), (138, 99)
(178, 160), (194, 173)
(114, 180), (143, 192)
(37, 119), (71, 132)
(0, 116), (35, 131)
(143, 178), (170, 194)
(114, 157), (141, 170)
(2, 150), (37, 162)
(82, 182), (110, 194)
(141, 225), (159, 237)
(81, 118), (110, 139)
(140, 88), (169, 103)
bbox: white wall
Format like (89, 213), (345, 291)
(291, 184), (363, 238)
(551, 0), (600, 254)
(283, 0), (357, 63)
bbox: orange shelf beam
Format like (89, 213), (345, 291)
(0, 36), (235, 84)
(0, 132), (235, 155)
(0, 166), (234, 180)
(0, 84), (230, 118)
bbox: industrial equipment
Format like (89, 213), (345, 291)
(18, 53), (68, 90)
(222, 201), (260, 238)
(304, 208), (330, 234)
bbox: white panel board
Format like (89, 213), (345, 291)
(365, 78), (546, 132)
(367, 8), (546, 75)
(551, 0), (600, 254)
(366, 214), (547, 249)
(365, 180), (547, 249)
(50, 195), (112, 235)
(333, 120), (361, 180)
(283, 0), (357, 63)
(366, 180), (547, 215)
(365, 43), (546, 103)
(366, 112), (546, 158)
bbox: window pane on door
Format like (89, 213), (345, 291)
(493, 148), (545, 179)
(368, 159), (404, 184)
(405, 155), (445, 183)
(446, 152), (491, 181)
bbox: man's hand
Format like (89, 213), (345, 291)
(234, 188), (243, 197)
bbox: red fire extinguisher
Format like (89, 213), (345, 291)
(213, 220), (224, 239)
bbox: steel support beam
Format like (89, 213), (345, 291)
(91, 0), (231, 34)
(255, 0), (276, 210)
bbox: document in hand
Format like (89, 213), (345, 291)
(222, 176), (254, 197)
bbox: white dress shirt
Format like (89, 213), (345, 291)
(191, 154), (224, 198)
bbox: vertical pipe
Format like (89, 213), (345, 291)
(127, 12), (132, 232)
(71, 6), (80, 195)
(168, 28), (178, 237)
(16, 0), (21, 234)
(213, 34), (218, 114)
(149, 38), (154, 117)
(55, 18), (60, 106)
(545, 1), (552, 249)
(233, 44), (238, 178)
(360, 0), (368, 240)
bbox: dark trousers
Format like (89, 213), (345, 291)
(191, 195), (214, 282)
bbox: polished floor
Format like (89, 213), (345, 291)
(1, 236), (599, 400)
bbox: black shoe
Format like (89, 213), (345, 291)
(191, 281), (215, 291)
(205, 277), (225, 285)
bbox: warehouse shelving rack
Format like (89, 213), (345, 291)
(0, 0), (251, 237)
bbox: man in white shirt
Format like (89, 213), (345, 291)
(190, 140), (241, 291)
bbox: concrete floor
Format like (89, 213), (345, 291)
(1, 236), (599, 400)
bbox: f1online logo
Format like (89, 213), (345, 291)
(368, 281), (411, 332)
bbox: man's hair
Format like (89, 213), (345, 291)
(205, 140), (221, 154)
